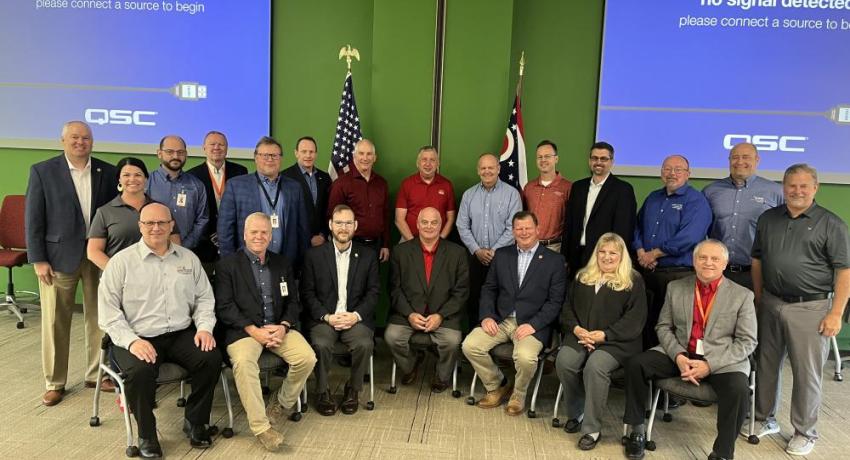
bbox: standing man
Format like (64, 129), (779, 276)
(98, 203), (221, 457)
(386, 208), (469, 392)
(147, 135), (209, 250)
(301, 205), (379, 416)
(395, 146), (457, 241)
(327, 138), (390, 262)
(562, 141), (636, 278)
(522, 140), (571, 252)
(26, 120), (118, 406)
(702, 142), (782, 290)
(186, 131), (248, 270)
(215, 212), (316, 452)
(751, 164), (850, 456)
(457, 153), (522, 329)
(633, 155), (712, 349)
(282, 136), (331, 248)
(217, 136), (309, 266)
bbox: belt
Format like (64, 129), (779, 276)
(726, 264), (751, 273)
(353, 236), (379, 245)
(777, 292), (832, 304)
(653, 266), (693, 273)
(539, 237), (562, 246)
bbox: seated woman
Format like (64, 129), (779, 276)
(555, 232), (647, 451)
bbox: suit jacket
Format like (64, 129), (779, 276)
(561, 272), (647, 365)
(25, 154), (118, 273)
(300, 241), (379, 330)
(214, 249), (300, 347)
(187, 160), (248, 262)
(389, 239), (469, 331)
(281, 164), (331, 238)
(216, 172), (310, 266)
(562, 174), (636, 272)
(653, 275), (757, 376)
(480, 244), (567, 345)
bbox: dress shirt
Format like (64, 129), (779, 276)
(334, 243), (352, 314)
(256, 173), (286, 254)
(206, 161), (226, 207)
(327, 168), (390, 245)
(688, 277), (721, 355)
(517, 242), (539, 286)
(243, 247), (275, 324)
(396, 173), (456, 237)
(522, 173), (571, 240)
(299, 164), (318, 205)
(633, 183), (712, 267)
(703, 175), (783, 266)
(457, 180), (522, 254)
(581, 174), (609, 246)
(146, 167), (209, 249)
(422, 240), (439, 286)
(98, 241), (215, 349)
(65, 155), (92, 233)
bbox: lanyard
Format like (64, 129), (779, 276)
(256, 173), (283, 210)
(694, 279), (722, 329)
(208, 165), (226, 200)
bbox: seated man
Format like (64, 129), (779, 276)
(301, 204), (380, 415)
(386, 207), (469, 392)
(461, 211), (566, 415)
(98, 203), (221, 458)
(215, 212), (317, 451)
(622, 239), (757, 460)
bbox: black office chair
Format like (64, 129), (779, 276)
(387, 331), (461, 398)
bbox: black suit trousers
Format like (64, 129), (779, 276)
(310, 323), (373, 392)
(467, 254), (490, 330)
(640, 268), (693, 349)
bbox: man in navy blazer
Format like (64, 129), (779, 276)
(217, 136), (309, 267)
(281, 136), (331, 248)
(462, 211), (567, 416)
(25, 121), (118, 406)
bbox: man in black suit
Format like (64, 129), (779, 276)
(562, 141), (636, 278)
(386, 207), (469, 392)
(186, 130), (248, 272)
(25, 120), (118, 406)
(300, 204), (379, 415)
(462, 211), (567, 416)
(281, 136), (331, 248)
(215, 212), (316, 452)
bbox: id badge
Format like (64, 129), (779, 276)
(176, 192), (187, 207)
(270, 213), (280, 228)
(280, 281), (289, 297)
(696, 339), (705, 356)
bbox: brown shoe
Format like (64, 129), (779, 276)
(266, 399), (289, 425)
(401, 367), (418, 385)
(505, 392), (525, 416)
(430, 379), (450, 393)
(476, 382), (512, 409)
(340, 385), (359, 415)
(256, 427), (284, 451)
(85, 378), (116, 392)
(42, 389), (65, 406)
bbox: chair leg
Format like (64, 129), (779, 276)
(451, 360), (461, 398)
(90, 352), (108, 427)
(466, 372), (478, 405)
(645, 388), (662, 447)
(219, 373), (234, 437)
(176, 380), (186, 407)
(747, 370), (759, 444)
(365, 355), (375, 410)
(528, 360), (546, 418)
(552, 383), (564, 427)
(832, 336), (844, 381)
(388, 361), (398, 394)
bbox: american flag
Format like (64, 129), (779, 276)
(499, 94), (527, 191)
(328, 71), (363, 181)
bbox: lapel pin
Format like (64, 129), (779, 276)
(538, 255), (543, 259)
(96, 168), (101, 173)
(354, 253), (359, 258)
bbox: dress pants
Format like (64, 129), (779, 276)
(111, 327), (222, 440)
(640, 268), (693, 350)
(755, 290), (831, 440)
(466, 255), (490, 331)
(461, 317), (543, 396)
(310, 322), (373, 392)
(623, 350), (748, 459)
(384, 323), (461, 383)
(555, 346), (620, 435)
(226, 331), (316, 435)
(39, 258), (100, 390)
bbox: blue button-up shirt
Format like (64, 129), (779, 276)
(457, 180), (522, 254)
(633, 183), (712, 267)
(257, 173), (286, 254)
(299, 164), (318, 205)
(703, 175), (783, 266)
(243, 247), (275, 324)
(147, 167), (209, 249)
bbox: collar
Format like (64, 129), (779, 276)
(784, 201), (817, 219)
(517, 242), (540, 255)
(159, 165), (184, 181)
(206, 161), (225, 174)
(137, 240), (177, 259)
(414, 172), (442, 185)
(696, 276), (722, 294)
(727, 174), (758, 188)
(352, 166), (372, 181)
(64, 154), (91, 171)
(242, 246), (267, 265)
(109, 194), (152, 208)
(298, 163), (315, 176)
(664, 183), (690, 197)
(479, 179), (502, 191)
(334, 241), (353, 257)
(257, 172), (280, 184)
(420, 238), (440, 255)
(590, 173), (610, 187)
(532, 172), (563, 187)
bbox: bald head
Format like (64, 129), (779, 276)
(477, 153), (500, 188)
(138, 203), (174, 251)
(417, 207), (442, 244)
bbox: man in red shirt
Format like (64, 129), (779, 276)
(522, 140), (571, 252)
(395, 146), (456, 241)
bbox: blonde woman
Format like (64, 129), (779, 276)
(556, 232), (647, 451)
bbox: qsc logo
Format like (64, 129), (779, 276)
(722, 134), (807, 153)
(84, 109), (157, 127)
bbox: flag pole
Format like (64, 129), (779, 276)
(517, 51), (525, 96)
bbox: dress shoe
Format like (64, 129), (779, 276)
(42, 389), (65, 406)
(625, 432), (646, 460)
(564, 418), (583, 433)
(477, 382), (512, 409)
(317, 390), (337, 416)
(707, 452), (730, 460)
(266, 398), (289, 425)
(692, 400), (713, 407)
(256, 427), (285, 451)
(340, 385), (359, 415)
(658, 395), (684, 410)
(138, 436), (163, 458)
(85, 378), (116, 392)
(505, 392), (525, 416)
(578, 433), (599, 451)
(430, 379), (450, 393)
(182, 420), (212, 448)
(401, 367), (419, 385)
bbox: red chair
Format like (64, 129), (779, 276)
(0, 195), (39, 329)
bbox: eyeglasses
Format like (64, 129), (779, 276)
(590, 156), (611, 163)
(662, 167), (688, 175)
(536, 154), (557, 161)
(140, 220), (173, 228)
(160, 149), (187, 156)
(256, 153), (281, 160)
(332, 220), (355, 227)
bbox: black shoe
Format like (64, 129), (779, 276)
(564, 418), (582, 433)
(317, 390), (337, 416)
(625, 432), (646, 460)
(692, 400), (713, 408)
(430, 379), (450, 393)
(138, 436), (163, 458)
(658, 395), (684, 410)
(578, 433), (599, 451)
(340, 385), (359, 415)
(708, 452), (730, 460)
(182, 420), (213, 448)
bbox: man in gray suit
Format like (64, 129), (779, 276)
(621, 240), (757, 460)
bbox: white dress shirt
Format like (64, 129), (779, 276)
(580, 174), (609, 246)
(66, 155), (92, 233)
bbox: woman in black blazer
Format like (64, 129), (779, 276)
(556, 232), (647, 451)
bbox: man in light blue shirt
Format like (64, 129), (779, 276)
(146, 135), (209, 250)
(703, 142), (783, 289)
(457, 153), (522, 328)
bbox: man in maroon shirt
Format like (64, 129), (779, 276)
(522, 140), (571, 252)
(395, 146), (456, 241)
(327, 139), (390, 262)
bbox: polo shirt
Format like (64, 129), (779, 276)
(522, 173), (572, 241)
(396, 173), (456, 237)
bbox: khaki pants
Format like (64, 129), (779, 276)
(39, 258), (100, 390)
(226, 332), (316, 435)
(461, 317), (543, 395)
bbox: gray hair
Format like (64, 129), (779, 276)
(693, 239), (729, 263)
(783, 163), (818, 185)
(245, 212), (271, 229)
(61, 120), (91, 138)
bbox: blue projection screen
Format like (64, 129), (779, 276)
(0, 1), (270, 158)
(597, 0), (850, 184)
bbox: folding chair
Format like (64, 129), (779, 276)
(387, 331), (461, 398)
